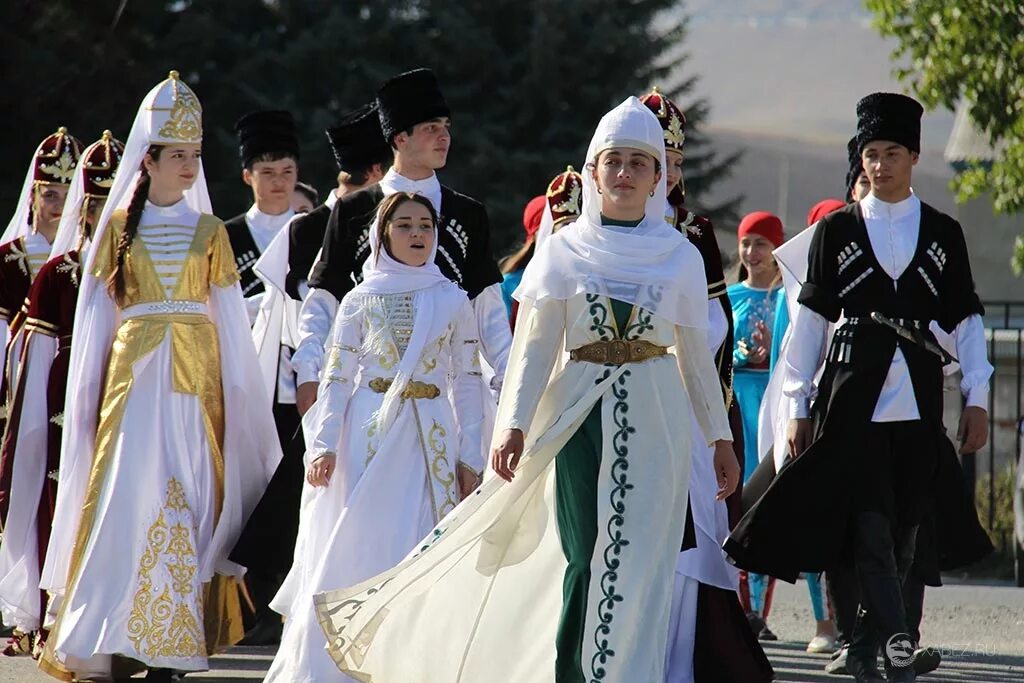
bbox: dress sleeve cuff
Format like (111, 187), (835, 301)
(789, 398), (811, 420)
(965, 383), (989, 410)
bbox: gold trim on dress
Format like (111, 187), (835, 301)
(570, 339), (668, 365)
(367, 377), (441, 400)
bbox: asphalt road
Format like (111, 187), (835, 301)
(2, 580), (1022, 681)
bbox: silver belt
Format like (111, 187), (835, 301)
(122, 300), (209, 319)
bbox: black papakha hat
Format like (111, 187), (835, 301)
(376, 68), (451, 143)
(845, 135), (862, 198)
(855, 92), (924, 154)
(325, 103), (392, 172)
(234, 110), (300, 167)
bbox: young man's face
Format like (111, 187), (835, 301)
(861, 141), (917, 198)
(395, 118), (451, 170)
(243, 157), (298, 208)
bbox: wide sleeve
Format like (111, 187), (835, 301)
(307, 297), (363, 464)
(40, 278), (117, 594)
(798, 216), (842, 323)
(936, 218), (985, 333)
(461, 203), (503, 300)
(501, 297), (566, 436)
(205, 279), (282, 578)
(292, 288), (340, 386)
(781, 305), (829, 419)
(675, 324), (732, 445)
(209, 221), (242, 289)
(450, 302), (486, 474)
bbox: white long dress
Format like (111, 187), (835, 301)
(313, 292), (730, 683)
(40, 201), (281, 678)
(265, 290), (485, 683)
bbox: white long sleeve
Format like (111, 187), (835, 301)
(473, 283), (512, 394)
(707, 298), (729, 355)
(504, 298), (566, 434)
(955, 314), (992, 409)
(675, 324), (732, 445)
(307, 307), (361, 463)
(451, 304), (486, 473)
(782, 304), (829, 419)
(292, 288), (339, 386)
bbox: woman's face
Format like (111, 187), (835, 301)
(665, 149), (684, 195)
(592, 147), (661, 215)
(145, 143), (202, 193)
(33, 184), (70, 232)
(739, 234), (778, 279)
(385, 200), (435, 267)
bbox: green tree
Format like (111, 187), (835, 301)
(1, 0), (738, 252)
(865, 0), (1024, 272)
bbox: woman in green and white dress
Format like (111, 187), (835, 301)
(313, 97), (737, 683)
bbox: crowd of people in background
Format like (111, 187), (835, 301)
(0, 65), (994, 683)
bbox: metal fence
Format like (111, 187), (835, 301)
(963, 301), (1024, 584)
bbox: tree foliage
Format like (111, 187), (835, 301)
(1, 0), (738, 251)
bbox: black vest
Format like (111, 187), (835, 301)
(286, 202), (332, 301)
(224, 214), (264, 298)
(308, 184), (501, 302)
(800, 201), (983, 424)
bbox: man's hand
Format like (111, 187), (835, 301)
(307, 454), (336, 487)
(490, 429), (525, 482)
(957, 406), (988, 455)
(787, 418), (813, 460)
(712, 440), (740, 501)
(296, 381), (318, 417)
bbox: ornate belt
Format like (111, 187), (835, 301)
(367, 377), (441, 400)
(570, 339), (668, 365)
(122, 300), (208, 319)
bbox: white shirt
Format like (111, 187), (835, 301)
(245, 203), (295, 254)
(784, 191), (991, 422)
(379, 167), (442, 215)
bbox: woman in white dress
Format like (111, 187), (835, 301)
(38, 71), (281, 682)
(312, 97), (737, 683)
(264, 192), (485, 683)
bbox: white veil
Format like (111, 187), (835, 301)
(514, 97), (707, 329)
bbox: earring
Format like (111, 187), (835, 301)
(649, 189), (656, 197)
(596, 187), (603, 194)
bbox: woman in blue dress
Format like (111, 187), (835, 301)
(727, 210), (783, 640)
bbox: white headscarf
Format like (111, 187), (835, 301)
(514, 96), (707, 328)
(345, 194), (465, 440)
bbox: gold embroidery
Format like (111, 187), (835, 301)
(4, 239), (29, 278)
(428, 420), (459, 519)
(126, 479), (205, 660)
(364, 421), (379, 467)
(150, 72), (203, 144)
(49, 412), (63, 428)
(38, 150), (77, 184)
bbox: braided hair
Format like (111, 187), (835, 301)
(107, 145), (161, 304)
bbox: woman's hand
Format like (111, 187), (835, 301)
(490, 429), (525, 482)
(307, 454), (336, 487)
(751, 321), (772, 359)
(457, 463), (482, 500)
(712, 440), (740, 501)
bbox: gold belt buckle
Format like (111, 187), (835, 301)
(607, 339), (629, 364)
(368, 377), (392, 393)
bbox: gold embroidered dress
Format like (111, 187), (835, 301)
(42, 200), (277, 677)
(265, 288), (484, 683)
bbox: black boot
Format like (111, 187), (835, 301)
(239, 573), (284, 646)
(846, 651), (885, 683)
(144, 668), (184, 682)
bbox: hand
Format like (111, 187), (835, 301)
(712, 440), (740, 501)
(296, 382), (318, 417)
(457, 463), (482, 500)
(787, 418), (813, 460)
(738, 338), (767, 366)
(307, 454), (336, 487)
(752, 321), (772, 356)
(490, 429), (525, 482)
(957, 406), (988, 455)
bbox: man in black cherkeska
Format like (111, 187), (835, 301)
(725, 93), (993, 683)
(295, 68), (510, 426)
(288, 101), (392, 415)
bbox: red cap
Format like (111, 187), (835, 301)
(737, 211), (784, 248)
(806, 198), (846, 227)
(522, 195), (546, 240)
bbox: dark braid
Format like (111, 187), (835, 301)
(107, 145), (162, 304)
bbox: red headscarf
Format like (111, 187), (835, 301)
(522, 195), (546, 241)
(806, 198), (846, 227)
(737, 211), (784, 248)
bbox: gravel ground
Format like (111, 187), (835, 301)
(2, 580), (1022, 681)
